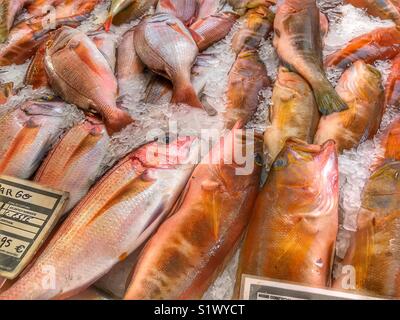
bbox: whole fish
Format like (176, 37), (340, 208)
(314, 61), (384, 153)
(333, 160), (400, 297)
(116, 28), (145, 84)
(344, 0), (400, 25)
(156, 0), (198, 25)
(325, 27), (400, 68)
(45, 26), (134, 134)
(133, 13), (217, 115)
(125, 128), (263, 300)
(105, 0), (158, 30)
(231, 5), (274, 54)
(0, 137), (199, 300)
(189, 12), (239, 52)
(89, 30), (118, 72)
(234, 139), (339, 297)
(34, 116), (110, 213)
(274, 0), (347, 115)
(24, 39), (49, 88)
(385, 53), (400, 107)
(0, 81), (13, 104)
(0, 0), (31, 43)
(197, 0), (226, 19)
(0, 100), (72, 179)
(224, 49), (270, 130)
(264, 67), (320, 168)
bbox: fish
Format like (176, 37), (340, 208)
(385, 53), (400, 108)
(88, 30), (118, 72)
(24, 39), (49, 88)
(124, 128), (263, 300)
(264, 67), (320, 168)
(34, 116), (110, 214)
(314, 61), (384, 153)
(231, 4), (274, 54)
(133, 13), (217, 116)
(105, 0), (158, 31)
(325, 27), (400, 69)
(189, 12), (239, 52)
(0, 0), (31, 43)
(333, 160), (400, 298)
(156, 0), (199, 25)
(0, 100), (71, 179)
(224, 49), (270, 130)
(234, 139), (339, 297)
(274, 0), (347, 115)
(344, 0), (400, 25)
(0, 81), (13, 104)
(0, 0), (98, 66)
(116, 27), (145, 83)
(0, 137), (199, 300)
(197, 0), (226, 19)
(44, 26), (134, 135)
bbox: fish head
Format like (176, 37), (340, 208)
(203, 127), (264, 190)
(270, 139), (338, 210)
(46, 26), (81, 55)
(337, 60), (383, 102)
(131, 136), (200, 171)
(362, 161), (400, 217)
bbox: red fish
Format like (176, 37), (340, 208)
(325, 27), (400, 68)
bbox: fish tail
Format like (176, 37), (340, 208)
(314, 83), (348, 115)
(103, 108), (134, 135)
(171, 78), (217, 116)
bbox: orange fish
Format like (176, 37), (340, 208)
(0, 137), (199, 300)
(234, 139), (339, 297)
(333, 157), (400, 297)
(231, 4), (274, 54)
(124, 128), (263, 300)
(224, 49), (270, 129)
(314, 61), (384, 153)
(264, 67), (319, 167)
(0, 100), (73, 179)
(45, 26), (134, 134)
(325, 27), (400, 68)
(34, 116), (110, 213)
(385, 53), (400, 107)
(189, 12), (239, 52)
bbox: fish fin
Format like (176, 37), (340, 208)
(104, 15), (113, 32)
(103, 109), (134, 135)
(171, 80), (217, 116)
(314, 85), (348, 115)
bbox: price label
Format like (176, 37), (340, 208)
(240, 275), (382, 300)
(0, 175), (68, 279)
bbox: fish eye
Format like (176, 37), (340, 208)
(273, 157), (287, 169)
(255, 153), (263, 166)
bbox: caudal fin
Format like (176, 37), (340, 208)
(171, 80), (217, 116)
(314, 84), (348, 115)
(103, 108), (134, 135)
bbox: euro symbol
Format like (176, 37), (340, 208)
(15, 245), (25, 253)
